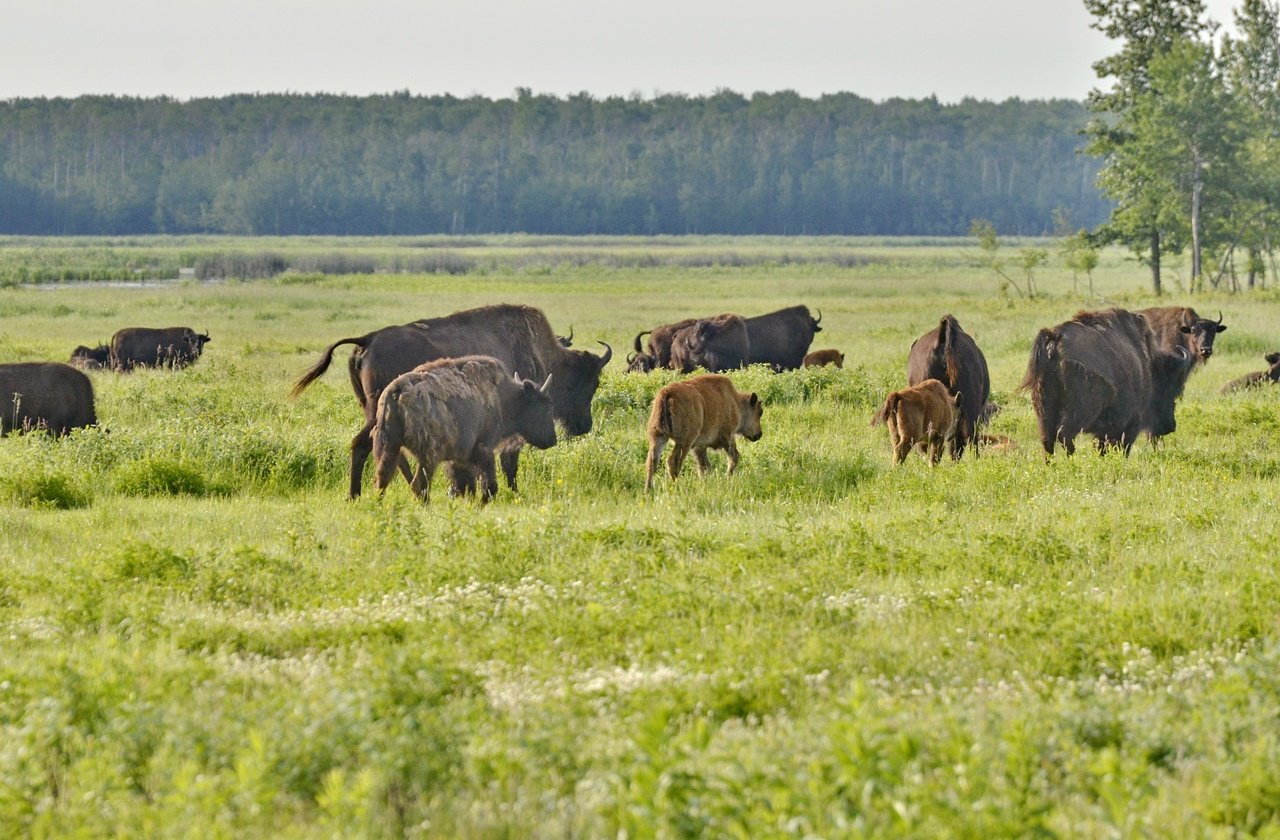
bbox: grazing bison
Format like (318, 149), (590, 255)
(1137, 306), (1226, 367)
(644, 374), (763, 492)
(110, 327), (211, 371)
(668, 314), (750, 373)
(1021, 308), (1195, 456)
(625, 350), (660, 373)
(803, 349), (844, 368)
(0, 362), (97, 436)
(743, 306), (822, 371)
(291, 303), (611, 498)
(631, 320), (699, 372)
(872, 378), (959, 466)
(1220, 353), (1280, 393)
(906, 315), (990, 458)
(69, 344), (111, 371)
(371, 356), (556, 504)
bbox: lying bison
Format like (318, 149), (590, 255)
(872, 378), (959, 466)
(644, 374), (763, 491)
(1021, 308), (1194, 456)
(292, 303), (610, 498)
(110, 327), (211, 371)
(1220, 353), (1280, 393)
(0, 362), (97, 436)
(372, 356), (556, 503)
(907, 315), (990, 458)
(69, 344), (111, 371)
(802, 349), (844, 368)
(668, 314), (750, 373)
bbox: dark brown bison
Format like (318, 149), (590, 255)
(744, 306), (822, 371)
(668, 314), (750, 373)
(630, 319), (699, 373)
(69, 344), (111, 371)
(1220, 353), (1280, 394)
(906, 315), (990, 458)
(1021, 308), (1195, 456)
(291, 303), (611, 498)
(872, 378), (959, 466)
(644, 374), (764, 491)
(1137, 306), (1226, 367)
(0, 362), (97, 436)
(110, 327), (211, 371)
(371, 356), (556, 504)
(802, 349), (844, 368)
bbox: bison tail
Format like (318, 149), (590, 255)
(871, 392), (898, 427)
(289, 335), (369, 399)
(634, 330), (652, 354)
(1019, 328), (1057, 395)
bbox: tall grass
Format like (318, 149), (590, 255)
(0, 239), (1278, 835)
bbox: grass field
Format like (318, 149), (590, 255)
(2, 236), (1280, 836)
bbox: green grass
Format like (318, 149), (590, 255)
(2, 237), (1280, 836)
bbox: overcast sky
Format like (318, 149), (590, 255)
(0, 0), (1244, 103)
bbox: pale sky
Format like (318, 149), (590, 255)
(0, 0), (1245, 103)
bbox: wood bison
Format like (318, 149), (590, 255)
(802, 349), (844, 368)
(1137, 306), (1226, 367)
(371, 356), (557, 503)
(872, 378), (959, 466)
(0, 362), (97, 436)
(744, 306), (822, 371)
(668, 314), (750, 373)
(906, 315), (990, 458)
(291, 303), (611, 499)
(1220, 353), (1280, 393)
(644, 374), (763, 492)
(69, 344), (111, 371)
(1021, 308), (1195, 456)
(629, 319), (699, 373)
(110, 327), (211, 371)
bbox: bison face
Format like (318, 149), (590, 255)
(1266, 352), (1280, 382)
(739, 392), (764, 442)
(515, 375), (558, 450)
(1180, 313), (1226, 361)
(626, 352), (658, 373)
(551, 341), (611, 436)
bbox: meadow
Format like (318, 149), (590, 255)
(2, 236), (1280, 837)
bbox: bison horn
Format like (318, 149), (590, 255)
(566, 325), (574, 342)
(597, 341), (613, 367)
(539, 374), (553, 394)
(1174, 346), (1190, 360)
(626, 351), (637, 364)
(1217, 311), (1224, 326)
(814, 308), (823, 324)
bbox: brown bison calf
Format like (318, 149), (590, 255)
(872, 378), (959, 466)
(644, 374), (763, 492)
(1220, 353), (1280, 393)
(371, 355), (556, 504)
(802, 349), (844, 368)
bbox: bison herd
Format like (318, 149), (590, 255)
(4, 299), (1280, 500)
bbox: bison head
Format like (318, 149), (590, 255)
(550, 341), (611, 436)
(738, 392), (764, 442)
(626, 351), (658, 373)
(1179, 311), (1226, 361)
(512, 372), (558, 450)
(557, 326), (574, 348)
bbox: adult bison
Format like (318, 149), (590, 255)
(907, 315), (990, 458)
(291, 303), (611, 498)
(68, 344), (111, 371)
(1021, 308), (1195, 456)
(630, 319), (699, 372)
(743, 306), (822, 371)
(372, 356), (557, 504)
(1220, 353), (1280, 393)
(1137, 306), (1226, 367)
(110, 327), (211, 371)
(0, 362), (97, 436)
(668, 314), (750, 373)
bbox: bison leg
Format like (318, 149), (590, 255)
(498, 442), (521, 492)
(929, 434), (944, 466)
(352, 421), (377, 499)
(645, 435), (668, 492)
(694, 447), (712, 476)
(412, 463), (437, 503)
(724, 441), (742, 475)
(473, 452), (499, 504)
(666, 442), (690, 480)
(445, 463), (478, 497)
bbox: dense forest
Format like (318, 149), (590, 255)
(0, 92), (1108, 237)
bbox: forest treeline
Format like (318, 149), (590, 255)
(0, 91), (1109, 237)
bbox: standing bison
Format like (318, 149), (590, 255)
(110, 327), (211, 371)
(628, 319), (699, 373)
(803, 349), (844, 368)
(906, 315), (990, 458)
(372, 356), (556, 504)
(1021, 308), (1195, 456)
(644, 374), (763, 491)
(0, 362), (97, 436)
(743, 306), (822, 371)
(872, 378), (959, 466)
(1137, 306), (1226, 367)
(291, 303), (610, 498)
(668, 314), (751, 373)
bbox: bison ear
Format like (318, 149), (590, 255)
(1216, 324), (1228, 333)
(749, 392), (759, 407)
(1179, 325), (1193, 333)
